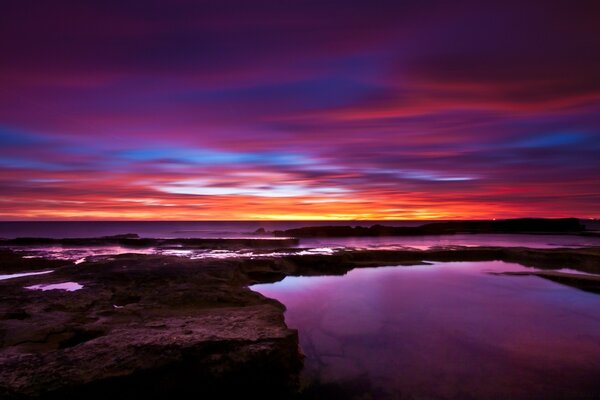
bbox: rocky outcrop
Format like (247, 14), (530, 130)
(272, 218), (586, 237)
(0, 254), (302, 399)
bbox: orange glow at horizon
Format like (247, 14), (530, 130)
(0, 190), (591, 221)
(1, 1), (599, 220)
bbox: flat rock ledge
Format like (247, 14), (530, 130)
(1, 308), (299, 399)
(0, 253), (302, 399)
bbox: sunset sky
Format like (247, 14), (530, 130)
(1, 0), (599, 220)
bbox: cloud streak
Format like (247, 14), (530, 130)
(0, 0), (599, 219)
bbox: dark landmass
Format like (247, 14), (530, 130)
(1, 245), (600, 398)
(271, 218), (589, 237)
(0, 234), (299, 249)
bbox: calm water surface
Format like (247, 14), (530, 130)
(252, 261), (600, 399)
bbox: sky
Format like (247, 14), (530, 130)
(1, 0), (599, 220)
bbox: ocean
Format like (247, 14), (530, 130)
(0, 220), (449, 239)
(0, 219), (598, 239)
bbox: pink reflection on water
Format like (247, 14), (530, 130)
(25, 282), (83, 292)
(252, 261), (600, 399)
(16, 245), (156, 261)
(0, 270), (54, 281)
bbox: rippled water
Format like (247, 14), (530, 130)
(252, 261), (600, 399)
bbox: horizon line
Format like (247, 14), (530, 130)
(0, 217), (594, 223)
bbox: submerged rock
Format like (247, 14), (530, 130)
(492, 270), (600, 294)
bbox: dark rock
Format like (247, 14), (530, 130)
(274, 218), (586, 237)
(99, 233), (140, 239)
(533, 272), (600, 294)
(0, 252), (302, 399)
(491, 270), (600, 294)
(0, 249), (71, 274)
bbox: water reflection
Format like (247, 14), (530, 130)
(25, 282), (83, 292)
(11, 245), (342, 261)
(0, 270), (54, 281)
(7, 232), (600, 262)
(252, 261), (600, 399)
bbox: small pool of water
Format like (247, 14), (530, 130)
(252, 261), (600, 399)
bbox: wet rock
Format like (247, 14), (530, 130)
(0, 249), (71, 273)
(0, 253), (302, 399)
(492, 270), (600, 294)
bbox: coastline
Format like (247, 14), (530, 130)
(1, 241), (599, 398)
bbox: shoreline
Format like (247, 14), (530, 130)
(1, 245), (599, 398)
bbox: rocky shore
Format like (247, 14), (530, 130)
(1, 244), (599, 398)
(0, 250), (302, 399)
(271, 218), (590, 237)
